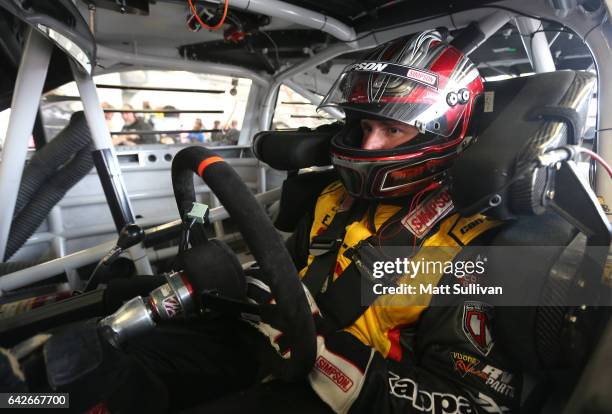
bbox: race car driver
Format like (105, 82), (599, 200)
(199, 29), (522, 414)
(5, 30), (520, 414)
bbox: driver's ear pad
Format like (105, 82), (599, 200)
(174, 240), (246, 303)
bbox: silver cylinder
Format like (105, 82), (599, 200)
(98, 296), (156, 348)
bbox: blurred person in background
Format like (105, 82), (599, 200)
(116, 104), (156, 145)
(101, 102), (116, 133)
(188, 118), (206, 143)
(210, 120), (224, 144)
(223, 120), (240, 145)
(142, 100), (155, 127)
(153, 105), (181, 144)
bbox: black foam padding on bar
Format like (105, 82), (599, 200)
(274, 170), (338, 232)
(450, 21), (486, 55)
(252, 125), (339, 171)
(171, 147), (316, 380)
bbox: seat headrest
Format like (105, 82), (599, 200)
(449, 70), (596, 219)
(252, 123), (341, 170)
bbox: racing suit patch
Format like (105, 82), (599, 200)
(450, 353), (516, 398)
(309, 336), (372, 413)
(314, 355), (354, 392)
(401, 188), (453, 237)
(462, 302), (494, 356)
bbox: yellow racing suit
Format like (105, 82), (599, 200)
(285, 180), (521, 414)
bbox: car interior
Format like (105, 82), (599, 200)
(0, 0), (610, 413)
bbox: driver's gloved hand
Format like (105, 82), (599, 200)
(243, 267), (321, 359)
(243, 265), (369, 413)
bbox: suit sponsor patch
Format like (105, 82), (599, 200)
(401, 187), (453, 237)
(450, 353), (515, 398)
(314, 355), (354, 392)
(462, 301), (494, 356)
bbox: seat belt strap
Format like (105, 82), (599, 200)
(317, 186), (456, 329)
(302, 200), (368, 296)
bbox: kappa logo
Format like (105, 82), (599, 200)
(314, 356), (354, 392)
(401, 188), (453, 237)
(388, 372), (473, 414)
(462, 301), (494, 356)
(346, 61), (389, 73)
(162, 296), (182, 318)
(407, 68), (439, 88)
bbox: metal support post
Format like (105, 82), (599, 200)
(238, 84), (263, 146)
(585, 20), (612, 220)
(69, 61), (153, 275)
(258, 165), (267, 194)
(0, 28), (52, 260)
(48, 206), (82, 289)
(514, 16), (556, 73)
(48, 206), (67, 258)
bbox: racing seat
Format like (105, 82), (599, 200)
(254, 70), (611, 413)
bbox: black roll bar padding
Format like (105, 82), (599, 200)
(450, 21), (485, 55)
(171, 146), (317, 380)
(6, 146), (94, 261)
(14, 111), (91, 218)
(5, 112), (94, 261)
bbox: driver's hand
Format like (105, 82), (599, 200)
(242, 266), (368, 413)
(242, 264), (320, 359)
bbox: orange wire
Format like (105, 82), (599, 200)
(187, 0), (229, 31)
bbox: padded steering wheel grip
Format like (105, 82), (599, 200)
(171, 146), (317, 380)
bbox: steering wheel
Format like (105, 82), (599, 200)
(171, 146), (317, 381)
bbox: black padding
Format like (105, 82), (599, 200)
(252, 123), (341, 171)
(174, 240), (246, 306)
(274, 170), (337, 232)
(449, 71), (594, 218)
(6, 111), (94, 260)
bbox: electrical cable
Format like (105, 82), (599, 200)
(575, 146), (612, 178)
(180, 217), (197, 253)
(187, 0), (229, 31)
(584, 13), (608, 41)
(258, 30), (281, 69)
